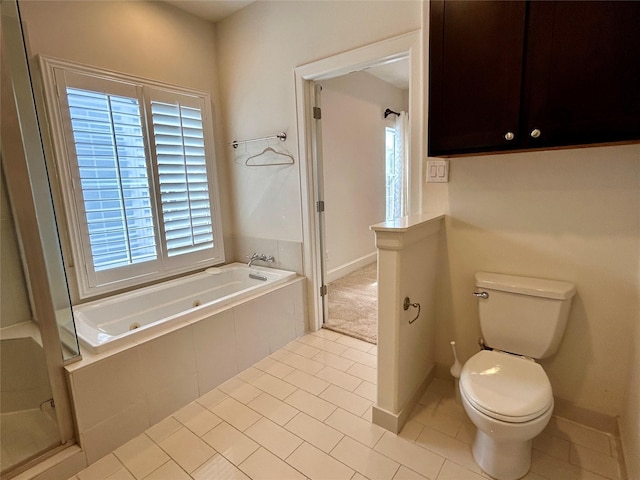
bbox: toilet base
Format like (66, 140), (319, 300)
(472, 429), (531, 480)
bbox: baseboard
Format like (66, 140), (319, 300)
(617, 417), (633, 480)
(326, 253), (376, 283)
(12, 444), (86, 480)
(373, 364), (435, 433)
(434, 361), (452, 381)
(552, 396), (619, 435)
(435, 360), (619, 435)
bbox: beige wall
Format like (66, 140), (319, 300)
(215, 0), (421, 243)
(18, 0), (421, 293)
(321, 71), (408, 275)
(20, 1), (219, 93)
(14, 0), (640, 433)
(219, 0), (640, 422)
(18, 0), (232, 302)
(217, 0), (640, 423)
(0, 171), (32, 329)
(1, 38), (33, 329)
(425, 145), (640, 418)
(619, 260), (640, 477)
(420, 0), (639, 425)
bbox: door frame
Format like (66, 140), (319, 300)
(294, 31), (423, 332)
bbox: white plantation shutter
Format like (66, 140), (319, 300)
(43, 59), (224, 297)
(66, 87), (158, 270)
(150, 97), (214, 257)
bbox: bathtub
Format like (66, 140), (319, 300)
(73, 263), (297, 353)
(66, 262), (305, 462)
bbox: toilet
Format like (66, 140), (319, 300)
(459, 272), (576, 480)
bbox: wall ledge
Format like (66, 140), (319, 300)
(372, 212), (443, 431)
(371, 213), (444, 251)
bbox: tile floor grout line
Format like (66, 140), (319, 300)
(111, 454), (132, 480)
(287, 440), (354, 480)
(432, 457), (447, 480)
(152, 425), (212, 478)
(135, 447), (171, 480)
(262, 444), (309, 480)
(327, 435), (399, 480)
(242, 387), (351, 456)
(69, 330), (628, 480)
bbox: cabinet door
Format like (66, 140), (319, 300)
(428, 0), (526, 156)
(522, 1), (640, 148)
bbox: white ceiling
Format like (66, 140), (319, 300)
(165, 0), (254, 23)
(364, 58), (410, 90)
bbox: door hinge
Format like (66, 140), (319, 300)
(313, 106), (322, 119)
(316, 200), (325, 213)
(320, 285), (328, 297)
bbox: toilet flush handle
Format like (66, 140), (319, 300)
(473, 291), (489, 299)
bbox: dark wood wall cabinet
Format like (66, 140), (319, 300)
(428, 0), (640, 157)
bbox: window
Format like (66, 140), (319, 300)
(41, 58), (224, 298)
(384, 111), (408, 221)
(385, 126), (403, 220)
(66, 87), (156, 271)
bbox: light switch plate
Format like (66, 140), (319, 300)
(426, 159), (449, 183)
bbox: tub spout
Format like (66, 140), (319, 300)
(247, 253), (275, 267)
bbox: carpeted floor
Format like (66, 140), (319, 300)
(324, 262), (377, 344)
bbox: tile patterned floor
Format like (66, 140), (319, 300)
(68, 329), (627, 480)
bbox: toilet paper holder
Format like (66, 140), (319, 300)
(403, 297), (421, 324)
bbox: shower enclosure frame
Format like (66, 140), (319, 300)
(1, 0), (79, 476)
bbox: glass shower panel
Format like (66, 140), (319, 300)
(0, 85), (61, 478)
(2, 0), (79, 360)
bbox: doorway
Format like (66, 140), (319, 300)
(294, 31), (423, 335)
(318, 65), (409, 343)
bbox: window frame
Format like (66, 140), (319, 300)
(39, 56), (225, 299)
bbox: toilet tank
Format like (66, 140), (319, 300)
(475, 272), (576, 359)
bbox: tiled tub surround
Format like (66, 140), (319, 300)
(68, 329), (627, 480)
(233, 236), (304, 275)
(65, 275), (306, 465)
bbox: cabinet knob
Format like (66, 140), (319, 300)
(504, 131), (515, 141)
(530, 128), (541, 138)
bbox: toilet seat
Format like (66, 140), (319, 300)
(460, 350), (553, 423)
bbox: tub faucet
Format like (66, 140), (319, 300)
(247, 253), (275, 267)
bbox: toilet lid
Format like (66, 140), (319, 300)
(460, 350), (553, 423)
